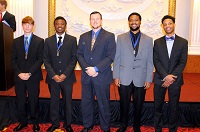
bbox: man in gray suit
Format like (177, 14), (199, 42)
(113, 12), (153, 132)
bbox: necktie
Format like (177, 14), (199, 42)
(0, 13), (2, 22)
(24, 37), (29, 59)
(165, 36), (175, 41)
(91, 33), (96, 50)
(58, 36), (62, 46)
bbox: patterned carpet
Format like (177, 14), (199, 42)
(2, 122), (200, 132)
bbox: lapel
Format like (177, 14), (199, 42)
(136, 33), (145, 58)
(169, 34), (178, 60)
(2, 12), (7, 20)
(28, 34), (35, 54)
(124, 32), (135, 58)
(92, 28), (105, 51)
(61, 33), (70, 51)
(160, 36), (170, 60)
(20, 35), (26, 53)
(87, 30), (93, 51)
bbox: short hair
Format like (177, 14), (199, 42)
(161, 15), (175, 23)
(54, 16), (67, 25)
(22, 16), (34, 25)
(128, 12), (142, 21)
(0, 0), (7, 9)
(90, 11), (102, 19)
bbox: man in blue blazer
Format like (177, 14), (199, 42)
(44, 16), (77, 132)
(153, 15), (188, 132)
(11, 16), (44, 131)
(113, 12), (153, 132)
(0, 0), (16, 31)
(77, 11), (116, 132)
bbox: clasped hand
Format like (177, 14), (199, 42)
(18, 73), (31, 80)
(53, 74), (66, 83)
(162, 74), (177, 88)
(85, 67), (98, 77)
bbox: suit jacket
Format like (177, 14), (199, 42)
(44, 33), (77, 85)
(113, 32), (153, 87)
(11, 34), (44, 82)
(153, 34), (188, 86)
(77, 28), (116, 85)
(2, 11), (16, 32)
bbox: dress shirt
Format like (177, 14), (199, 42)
(166, 34), (175, 58)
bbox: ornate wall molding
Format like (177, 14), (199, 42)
(48, 0), (56, 37)
(48, 0), (176, 38)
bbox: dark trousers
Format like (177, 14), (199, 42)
(154, 84), (181, 132)
(81, 82), (111, 131)
(118, 82), (146, 131)
(15, 80), (40, 125)
(49, 83), (73, 127)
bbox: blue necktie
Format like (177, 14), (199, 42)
(165, 36), (174, 41)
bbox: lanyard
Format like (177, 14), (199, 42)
(130, 32), (141, 48)
(56, 37), (63, 56)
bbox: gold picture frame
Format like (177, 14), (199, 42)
(48, 0), (176, 37)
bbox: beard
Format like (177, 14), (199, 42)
(130, 26), (140, 32)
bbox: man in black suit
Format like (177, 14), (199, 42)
(11, 16), (44, 132)
(153, 15), (188, 132)
(77, 11), (116, 132)
(0, 0), (16, 31)
(44, 16), (77, 132)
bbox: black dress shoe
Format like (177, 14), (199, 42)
(116, 127), (127, 132)
(65, 125), (74, 132)
(103, 130), (110, 132)
(47, 125), (59, 132)
(81, 126), (93, 132)
(13, 123), (28, 131)
(33, 124), (40, 131)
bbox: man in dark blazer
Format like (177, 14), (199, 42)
(113, 12), (153, 132)
(77, 11), (116, 132)
(153, 15), (188, 132)
(0, 0), (16, 31)
(11, 16), (44, 132)
(44, 16), (77, 132)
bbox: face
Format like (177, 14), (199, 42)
(54, 19), (66, 35)
(162, 18), (175, 35)
(22, 23), (34, 34)
(129, 15), (141, 32)
(90, 13), (102, 30)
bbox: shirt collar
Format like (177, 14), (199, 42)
(56, 33), (65, 42)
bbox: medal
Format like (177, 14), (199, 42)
(25, 52), (28, 59)
(57, 50), (59, 56)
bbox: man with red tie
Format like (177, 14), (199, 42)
(0, 0), (16, 31)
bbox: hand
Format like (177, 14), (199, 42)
(18, 73), (30, 80)
(114, 78), (120, 87)
(163, 74), (177, 84)
(162, 81), (171, 88)
(92, 72), (98, 77)
(53, 75), (62, 83)
(144, 82), (151, 89)
(85, 67), (96, 76)
(59, 74), (66, 82)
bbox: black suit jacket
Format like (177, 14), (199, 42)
(77, 28), (116, 85)
(11, 34), (44, 82)
(153, 35), (188, 86)
(2, 11), (16, 32)
(44, 33), (77, 85)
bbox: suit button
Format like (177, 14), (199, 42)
(90, 58), (93, 59)
(59, 61), (61, 63)
(59, 70), (62, 72)
(133, 68), (135, 69)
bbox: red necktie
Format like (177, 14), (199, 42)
(0, 13), (2, 22)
